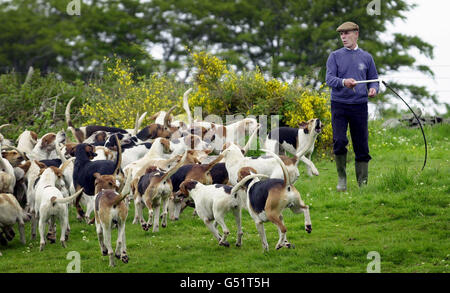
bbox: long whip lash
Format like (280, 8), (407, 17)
(382, 81), (428, 171)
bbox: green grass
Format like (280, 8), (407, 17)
(1, 120), (449, 273)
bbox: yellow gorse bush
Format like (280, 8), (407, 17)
(80, 57), (181, 129)
(78, 51), (333, 155)
(189, 51), (333, 156)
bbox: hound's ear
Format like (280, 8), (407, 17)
(298, 121), (308, 129)
(93, 172), (101, 179)
(298, 121), (309, 134)
(36, 161), (47, 169)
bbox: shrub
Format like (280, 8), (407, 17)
(0, 70), (91, 139)
(189, 51), (333, 156)
(80, 57), (186, 129)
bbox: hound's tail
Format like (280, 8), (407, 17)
(160, 150), (188, 182)
(112, 191), (129, 206)
(51, 188), (84, 205)
(231, 173), (269, 196)
(164, 105), (177, 130)
(133, 112), (147, 135)
(260, 149), (291, 187)
(182, 88), (193, 126)
(205, 153), (224, 172)
(113, 134), (122, 176)
(65, 97), (83, 143)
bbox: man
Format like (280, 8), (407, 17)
(326, 21), (379, 191)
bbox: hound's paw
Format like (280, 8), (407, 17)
(46, 233), (56, 244)
(121, 255), (129, 264)
(219, 241), (230, 247)
(141, 224), (149, 231)
(312, 168), (319, 176)
(102, 250), (108, 256)
(285, 242), (295, 249)
(61, 241), (66, 248)
(305, 225), (312, 233)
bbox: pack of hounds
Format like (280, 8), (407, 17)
(0, 88), (323, 266)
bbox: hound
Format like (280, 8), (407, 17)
(94, 188), (128, 267)
(170, 134), (211, 156)
(265, 118), (322, 176)
(0, 144), (16, 194)
(182, 88), (259, 150)
(121, 137), (173, 199)
(179, 172), (267, 248)
(149, 105), (184, 132)
(0, 193), (31, 246)
(136, 151), (187, 232)
(16, 160), (47, 239)
(28, 130), (65, 161)
(34, 166), (84, 251)
(168, 154), (224, 221)
(240, 149), (312, 251)
(16, 130), (38, 155)
(222, 143), (304, 185)
(93, 173), (129, 266)
(72, 135), (122, 220)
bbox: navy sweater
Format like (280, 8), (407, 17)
(326, 47), (379, 104)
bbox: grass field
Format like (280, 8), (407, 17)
(1, 120), (449, 273)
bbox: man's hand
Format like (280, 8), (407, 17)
(344, 78), (357, 89)
(368, 88), (377, 98)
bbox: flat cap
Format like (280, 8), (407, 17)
(336, 21), (359, 32)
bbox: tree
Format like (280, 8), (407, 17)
(0, 0), (160, 79)
(153, 0), (436, 105)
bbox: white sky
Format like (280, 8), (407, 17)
(379, 0), (450, 116)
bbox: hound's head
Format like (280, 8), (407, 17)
(158, 138), (172, 154)
(179, 179), (199, 196)
(40, 133), (57, 151)
(298, 118), (322, 135)
(40, 166), (65, 188)
(1, 150), (25, 167)
(93, 131), (107, 145)
(75, 143), (97, 160)
(237, 166), (258, 182)
(93, 172), (118, 194)
(148, 124), (172, 139)
(186, 149), (211, 164)
(64, 143), (78, 158)
(49, 166), (66, 189)
(56, 130), (66, 144)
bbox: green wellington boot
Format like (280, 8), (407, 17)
(335, 154), (347, 192)
(355, 161), (369, 187)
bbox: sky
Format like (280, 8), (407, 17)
(378, 0), (450, 116)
